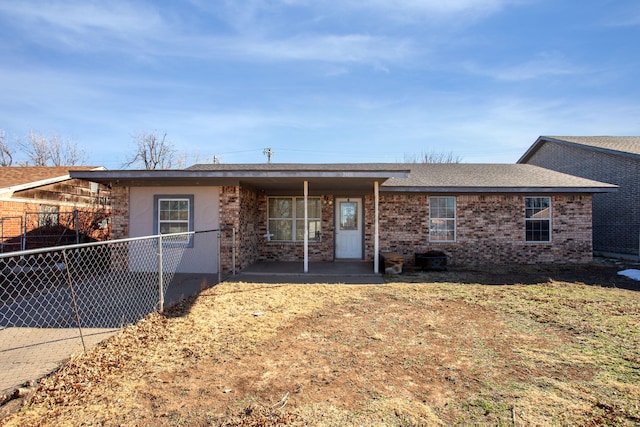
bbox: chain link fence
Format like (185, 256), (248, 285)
(0, 230), (220, 398)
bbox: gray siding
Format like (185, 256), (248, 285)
(525, 141), (639, 257)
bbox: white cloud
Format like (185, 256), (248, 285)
(463, 52), (587, 81)
(0, 1), (165, 50)
(274, 0), (524, 24)
(0, 1), (415, 67)
(228, 34), (413, 63)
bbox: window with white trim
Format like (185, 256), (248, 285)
(429, 196), (456, 242)
(155, 196), (193, 243)
(268, 197), (321, 241)
(525, 197), (551, 242)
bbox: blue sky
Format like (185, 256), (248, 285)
(1, 1), (639, 167)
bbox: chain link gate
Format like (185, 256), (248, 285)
(0, 229), (225, 398)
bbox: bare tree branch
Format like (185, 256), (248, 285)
(19, 131), (50, 166)
(0, 129), (13, 166)
(125, 131), (176, 170)
(404, 150), (462, 164)
(54, 136), (86, 166)
(16, 131), (86, 166)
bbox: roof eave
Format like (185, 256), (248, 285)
(381, 186), (618, 193)
(70, 169), (410, 183)
(517, 136), (546, 163)
(0, 174), (72, 194)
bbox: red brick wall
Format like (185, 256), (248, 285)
(219, 186), (240, 274)
(110, 186), (130, 240)
(1, 199), (111, 250)
(373, 193), (593, 265)
(237, 186), (260, 270)
(108, 183), (594, 271)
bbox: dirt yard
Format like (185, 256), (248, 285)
(2, 261), (640, 426)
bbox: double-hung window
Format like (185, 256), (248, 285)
(429, 196), (456, 242)
(155, 195), (193, 243)
(268, 197), (321, 241)
(525, 197), (551, 242)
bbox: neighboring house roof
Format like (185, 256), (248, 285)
(518, 136), (640, 163)
(70, 163), (616, 194)
(0, 166), (105, 197)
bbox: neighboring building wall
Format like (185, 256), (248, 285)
(0, 200), (39, 235)
(376, 193), (593, 265)
(0, 178), (111, 251)
(525, 141), (639, 257)
(14, 178), (110, 207)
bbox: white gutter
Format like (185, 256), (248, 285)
(0, 174), (72, 196)
(0, 167), (106, 196)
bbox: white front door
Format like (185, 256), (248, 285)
(335, 198), (363, 259)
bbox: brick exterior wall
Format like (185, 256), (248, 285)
(237, 186), (260, 270)
(108, 182), (595, 272)
(373, 193), (593, 265)
(110, 185), (130, 240)
(245, 190), (593, 266)
(219, 186), (240, 274)
(1, 179), (112, 251)
(524, 141), (639, 257)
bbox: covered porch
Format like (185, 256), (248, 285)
(226, 261), (384, 284)
(227, 165), (410, 275)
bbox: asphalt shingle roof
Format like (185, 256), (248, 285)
(0, 166), (102, 191)
(381, 163), (616, 192)
(519, 136), (640, 163)
(547, 136), (640, 155)
(70, 163), (617, 193)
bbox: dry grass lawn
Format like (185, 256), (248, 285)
(2, 264), (640, 426)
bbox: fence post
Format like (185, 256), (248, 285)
(158, 234), (164, 314)
(74, 209), (80, 244)
(62, 249), (87, 352)
(22, 212), (27, 251)
(217, 230), (222, 284)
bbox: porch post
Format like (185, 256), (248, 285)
(374, 180), (379, 274)
(304, 180), (309, 273)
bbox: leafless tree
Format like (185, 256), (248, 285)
(18, 131), (86, 166)
(174, 150), (202, 169)
(48, 134), (86, 166)
(0, 129), (12, 166)
(125, 131), (176, 170)
(19, 131), (50, 166)
(404, 150), (462, 163)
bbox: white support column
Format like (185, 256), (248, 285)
(374, 180), (380, 274)
(304, 180), (309, 273)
